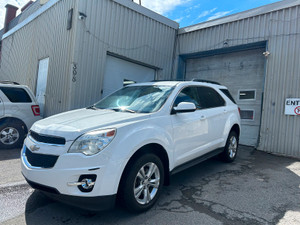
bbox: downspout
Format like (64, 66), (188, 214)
(171, 28), (179, 80)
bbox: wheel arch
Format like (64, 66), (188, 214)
(117, 143), (170, 196)
(0, 117), (28, 133)
(230, 124), (240, 139)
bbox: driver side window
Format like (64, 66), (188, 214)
(174, 86), (201, 109)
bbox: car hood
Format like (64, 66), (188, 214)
(31, 108), (150, 141)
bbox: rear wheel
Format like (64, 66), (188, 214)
(219, 131), (238, 162)
(120, 154), (164, 212)
(0, 122), (25, 149)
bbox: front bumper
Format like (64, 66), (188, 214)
(21, 136), (126, 197)
(24, 176), (116, 211)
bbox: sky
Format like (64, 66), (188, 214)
(134, 0), (282, 27)
(1, 0), (282, 30)
(0, 0), (28, 30)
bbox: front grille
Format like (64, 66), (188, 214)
(25, 147), (59, 168)
(29, 130), (66, 145)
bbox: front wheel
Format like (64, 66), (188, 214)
(120, 154), (164, 212)
(219, 131), (239, 163)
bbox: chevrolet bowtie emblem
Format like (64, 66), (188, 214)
(30, 145), (40, 152)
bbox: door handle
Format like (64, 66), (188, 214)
(200, 115), (206, 121)
(223, 109), (227, 114)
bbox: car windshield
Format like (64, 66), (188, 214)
(93, 85), (174, 113)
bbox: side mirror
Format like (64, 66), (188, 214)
(172, 102), (196, 114)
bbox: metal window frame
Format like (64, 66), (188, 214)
(238, 89), (256, 101)
(240, 109), (255, 121)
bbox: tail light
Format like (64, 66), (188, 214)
(31, 105), (40, 116)
(238, 107), (241, 117)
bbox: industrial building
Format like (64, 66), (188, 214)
(0, 0), (299, 157)
(175, 0), (300, 157)
(0, 0), (178, 116)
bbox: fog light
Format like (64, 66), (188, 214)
(81, 178), (94, 190)
(67, 174), (97, 192)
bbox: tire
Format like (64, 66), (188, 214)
(120, 153), (165, 212)
(0, 122), (25, 149)
(219, 131), (239, 163)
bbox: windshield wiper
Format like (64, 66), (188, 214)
(121, 108), (136, 113)
(110, 108), (136, 113)
(86, 105), (98, 110)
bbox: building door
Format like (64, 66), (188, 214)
(102, 55), (156, 97)
(36, 57), (49, 117)
(185, 48), (265, 146)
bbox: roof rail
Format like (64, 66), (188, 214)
(151, 79), (182, 82)
(0, 81), (20, 85)
(191, 79), (221, 85)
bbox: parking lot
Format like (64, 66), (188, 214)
(1, 146), (300, 225)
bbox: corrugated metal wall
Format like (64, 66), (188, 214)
(0, 0), (178, 116)
(0, 0), (77, 116)
(69, 0), (178, 108)
(177, 3), (300, 157)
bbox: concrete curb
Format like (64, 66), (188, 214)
(0, 180), (28, 190)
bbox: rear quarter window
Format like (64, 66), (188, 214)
(220, 89), (236, 104)
(0, 87), (32, 103)
(197, 86), (225, 109)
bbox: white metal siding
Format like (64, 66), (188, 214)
(0, 0), (178, 116)
(178, 4), (300, 157)
(0, 0), (77, 117)
(69, 0), (177, 109)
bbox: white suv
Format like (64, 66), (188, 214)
(0, 82), (41, 149)
(21, 81), (240, 212)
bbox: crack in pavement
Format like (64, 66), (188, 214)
(183, 186), (271, 225)
(157, 156), (292, 225)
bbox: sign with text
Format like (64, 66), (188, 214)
(285, 98), (300, 115)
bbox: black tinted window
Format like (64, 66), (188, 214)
(0, 87), (32, 103)
(220, 89), (236, 104)
(197, 87), (225, 108)
(174, 86), (201, 108)
(239, 90), (255, 100)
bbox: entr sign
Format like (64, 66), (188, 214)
(285, 98), (300, 115)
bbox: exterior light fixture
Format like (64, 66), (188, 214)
(79, 12), (87, 20)
(263, 51), (270, 57)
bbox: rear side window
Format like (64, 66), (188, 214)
(197, 87), (225, 109)
(0, 87), (32, 103)
(220, 89), (236, 104)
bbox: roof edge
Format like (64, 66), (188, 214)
(113, 0), (178, 29)
(179, 0), (300, 34)
(2, 0), (60, 40)
(2, 0), (179, 41)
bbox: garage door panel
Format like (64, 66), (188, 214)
(240, 125), (260, 146)
(186, 48), (265, 146)
(103, 55), (155, 97)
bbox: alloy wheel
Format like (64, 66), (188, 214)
(228, 136), (237, 158)
(133, 162), (160, 205)
(0, 127), (20, 145)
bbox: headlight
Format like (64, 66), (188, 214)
(68, 129), (116, 156)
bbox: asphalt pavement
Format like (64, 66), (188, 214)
(1, 146), (300, 225)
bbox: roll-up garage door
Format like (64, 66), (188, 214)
(185, 48), (266, 146)
(102, 55), (156, 97)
